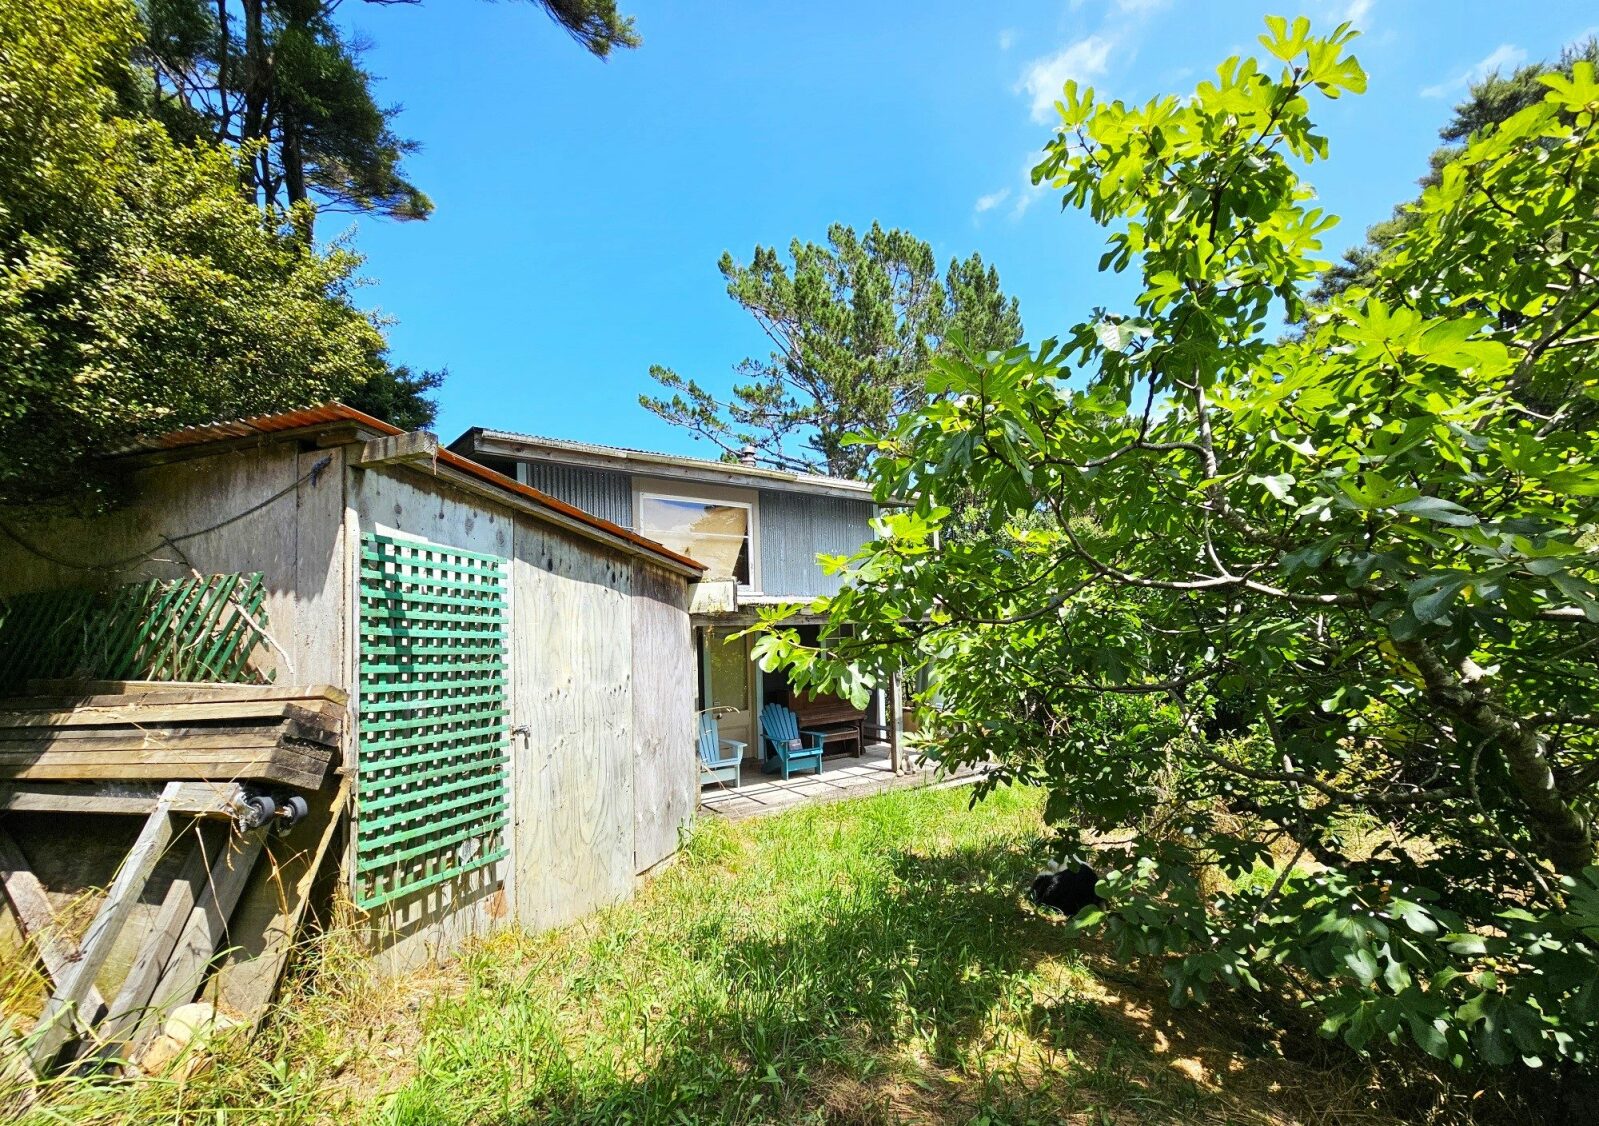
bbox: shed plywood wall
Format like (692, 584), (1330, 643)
(351, 464), (688, 945)
(630, 564), (694, 874)
(510, 522), (637, 930)
(0, 444), (348, 685)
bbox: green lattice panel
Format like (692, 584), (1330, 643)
(0, 573), (270, 692)
(356, 534), (509, 909)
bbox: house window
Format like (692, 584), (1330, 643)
(637, 493), (754, 587)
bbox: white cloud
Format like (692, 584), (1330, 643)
(1339, 0), (1374, 27)
(974, 188), (1012, 214)
(1011, 153), (1051, 218)
(1115, 0), (1170, 14)
(1016, 35), (1115, 123)
(1421, 43), (1527, 99)
(998, 28), (1015, 51)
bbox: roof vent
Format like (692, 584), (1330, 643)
(738, 444), (758, 467)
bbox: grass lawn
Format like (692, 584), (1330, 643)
(13, 784), (1509, 1124)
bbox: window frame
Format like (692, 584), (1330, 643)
(634, 487), (761, 592)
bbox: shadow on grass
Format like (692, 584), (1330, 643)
(383, 831), (1239, 1125)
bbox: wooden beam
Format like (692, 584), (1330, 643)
(357, 431), (438, 468)
(27, 782), (181, 1068)
(312, 425), (364, 449)
(17, 683), (349, 708)
(130, 827), (267, 1062)
(0, 756), (328, 791)
(89, 823), (227, 1062)
(0, 698), (344, 729)
(0, 782), (244, 819)
(0, 826), (109, 1031)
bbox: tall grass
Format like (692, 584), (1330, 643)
(12, 785), (1501, 1125)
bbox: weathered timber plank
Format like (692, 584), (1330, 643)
(0, 740), (330, 780)
(0, 825), (110, 1029)
(90, 823), (227, 1061)
(0, 782), (242, 818)
(0, 721), (340, 752)
(212, 776), (350, 1026)
(16, 683), (349, 708)
(0, 714), (339, 744)
(0, 729), (288, 752)
(0, 699), (345, 729)
(0, 757), (328, 791)
(27, 783), (180, 1068)
(130, 827), (268, 1062)
(357, 431), (438, 468)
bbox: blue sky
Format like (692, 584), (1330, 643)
(338, 0), (1597, 456)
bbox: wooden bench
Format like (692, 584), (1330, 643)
(789, 691), (891, 758)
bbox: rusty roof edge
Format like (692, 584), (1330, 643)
(130, 404), (705, 577)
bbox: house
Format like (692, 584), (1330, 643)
(0, 405), (704, 980)
(447, 428), (894, 765)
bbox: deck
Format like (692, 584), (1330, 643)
(697, 745), (987, 821)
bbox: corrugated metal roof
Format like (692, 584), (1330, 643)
(132, 404), (705, 575)
(455, 426), (876, 498)
(143, 403), (375, 449)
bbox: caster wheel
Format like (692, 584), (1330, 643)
(275, 794), (310, 833)
(242, 794), (277, 829)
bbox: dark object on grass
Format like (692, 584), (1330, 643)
(1029, 859), (1102, 917)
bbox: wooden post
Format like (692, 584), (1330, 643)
(888, 674), (902, 775)
(90, 822), (228, 1060)
(0, 826), (110, 1028)
(27, 782), (183, 1068)
(129, 826), (267, 1061)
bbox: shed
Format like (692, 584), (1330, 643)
(0, 405), (703, 987)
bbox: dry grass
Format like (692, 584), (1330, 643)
(10, 785), (1537, 1125)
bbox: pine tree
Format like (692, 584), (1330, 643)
(1311, 36), (1598, 303)
(643, 223), (1023, 479)
(136, 1), (638, 225)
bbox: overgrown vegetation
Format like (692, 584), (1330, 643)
(755, 17), (1599, 1083)
(7, 787), (1535, 1124)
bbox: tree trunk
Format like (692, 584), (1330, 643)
(240, 0), (269, 208)
(1396, 638), (1594, 875)
(215, 0), (231, 140)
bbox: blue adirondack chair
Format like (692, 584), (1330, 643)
(760, 703), (825, 780)
(697, 711), (745, 789)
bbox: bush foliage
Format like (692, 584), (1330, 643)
(0, 0), (387, 505)
(756, 18), (1599, 1073)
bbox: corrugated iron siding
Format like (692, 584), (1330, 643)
(758, 490), (875, 597)
(521, 463), (634, 529)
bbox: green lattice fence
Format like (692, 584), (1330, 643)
(356, 533), (510, 909)
(0, 573), (271, 693)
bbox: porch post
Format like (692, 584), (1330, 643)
(888, 674), (901, 774)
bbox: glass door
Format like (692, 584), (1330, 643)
(703, 627), (753, 759)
